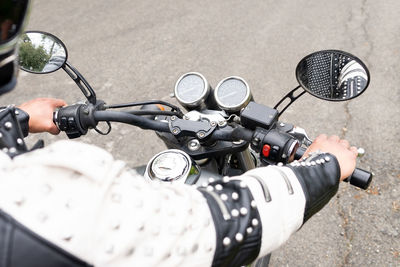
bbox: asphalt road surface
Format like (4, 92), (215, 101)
(3, 0), (399, 266)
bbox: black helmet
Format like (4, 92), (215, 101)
(0, 0), (30, 96)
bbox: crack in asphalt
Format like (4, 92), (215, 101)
(337, 197), (353, 266)
(338, 1), (372, 266)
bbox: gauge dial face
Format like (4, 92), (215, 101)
(175, 73), (207, 106)
(215, 77), (251, 111)
(150, 151), (189, 181)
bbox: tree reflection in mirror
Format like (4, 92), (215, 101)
(296, 50), (369, 101)
(19, 31), (67, 74)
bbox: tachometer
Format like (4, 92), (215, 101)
(214, 76), (252, 112)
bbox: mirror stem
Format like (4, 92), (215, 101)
(62, 61), (97, 104)
(274, 85), (305, 117)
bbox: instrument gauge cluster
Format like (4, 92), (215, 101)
(174, 73), (252, 113)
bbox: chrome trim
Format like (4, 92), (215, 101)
(271, 167), (294, 195)
(214, 76), (252, 112)
(174, 72), (210, 108)
(200, 189), (231, 220)
(245, 174), (272, 202)
(0, 54), (17, 68)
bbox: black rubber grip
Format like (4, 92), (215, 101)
(344, 168), (373, 190)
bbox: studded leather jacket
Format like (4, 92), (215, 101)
(0, 140), (340, 267)
(0, 106), (29, 157)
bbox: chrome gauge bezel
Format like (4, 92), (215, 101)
(174, 72), (210, 109)
(214, 76), (252, 112)
(145, 149), (200, 184)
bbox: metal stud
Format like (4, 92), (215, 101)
(62, 232), (73, 242)
(4, 122), (12, 130)
(105, 245), (114, 254)
(251, 200), (257, 208)
(37, 212), (48, 223)
(144, 247), (153, 257)
(223, 237), (231, 246)
(41, 184), (52, 195)
(111, 219), (120, 230)
(17, 138), (23, 145)
(201, 182), (208, 187)
(204, 244), (213, 252)
(316, 159), (321, 164)
(206, 185), (214, 192)
(252, 218), (259, 226)
(111, 193), (122, 203)
(231, 209), (239, 217)
(137, 222), (145, 231)
(215, 184), (223, 191)
(240, 207), (248, 216)
(246, 227), (253, 234)
(2, 147), (8, 153)
(208, 177), (215, 183)
(135, 199), (144, 208)
(154, 204), (161, 213)
(152, 226), (160, 236)
(311, 161), (316, 166)
(320, 159), (325, 164)
(191, 243), (199, 253)
(222, 176), (230, 183)
(0, 133), (2, 138)
(14, 195), (25, 206)
(325, 156), (330, 162)
(14, 110), (19, 115)
(220, 193), (228, 201)
(277, 162), (283, 166)
(235, 233), (244, 242)
(232, 192), (239, 200)
(126, 247), (135, 256)
(306, 162), (311, 167)
(239, 181), (247, 188)
(9, 147), (16, 154)
(169, 225), (182, 235)
(301, 162), (306, 166)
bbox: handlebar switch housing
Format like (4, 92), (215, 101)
(55, 104), (88, 139)
(240, 101), (278, 130)
(252, 128), (299, 165)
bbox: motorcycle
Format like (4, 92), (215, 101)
(18, 30), (373, 266)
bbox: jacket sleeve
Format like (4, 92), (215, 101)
(199, 151), (340, 266)
(0, 141), (340, 267)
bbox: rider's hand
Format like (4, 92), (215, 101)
(18, 98), (67, 135)
(303, 134), (358, 181)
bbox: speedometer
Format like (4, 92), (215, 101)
(174, 72), (210, 109)
(214, 76), (252, 112)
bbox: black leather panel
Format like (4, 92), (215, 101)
(287, 153), (340, 222)
(0, 210), (92, 267)
(199, 179), (262, 267)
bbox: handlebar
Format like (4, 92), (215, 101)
(54, 102), (373, 190)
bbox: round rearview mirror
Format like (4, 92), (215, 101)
(18, 31), (67, 74)
(295, 50), (370, 101)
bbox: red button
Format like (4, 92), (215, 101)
(262, 144), (271, 157)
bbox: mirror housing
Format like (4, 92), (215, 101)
(296, 50), (370, 101)
(18, 31), (68, 74)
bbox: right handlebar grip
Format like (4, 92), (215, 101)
(344, 168), (373, 190)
